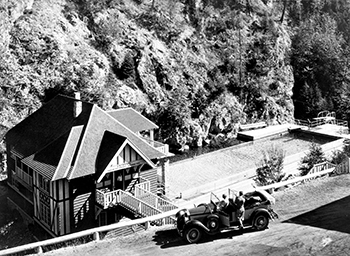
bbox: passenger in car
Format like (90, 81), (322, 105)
(218, 194), (229, 211)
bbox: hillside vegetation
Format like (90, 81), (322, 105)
(1, 0), (350, 169)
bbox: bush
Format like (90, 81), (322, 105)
(299, 142), (326, 176)
(330, 139), (350, 165)
(255, 145), (286, 186)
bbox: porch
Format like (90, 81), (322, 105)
(95, 177), (177, 224)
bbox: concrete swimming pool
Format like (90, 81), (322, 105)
(166, 124), (344, 199)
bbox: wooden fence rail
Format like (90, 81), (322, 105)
(0, 208), (179, 256)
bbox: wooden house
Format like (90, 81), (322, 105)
(5, 93), (175, 237)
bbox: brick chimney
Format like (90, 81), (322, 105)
(74, 92), (82, 118)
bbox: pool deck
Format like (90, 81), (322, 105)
(237, 123), (302, 141)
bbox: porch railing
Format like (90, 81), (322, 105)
(96, 188), (177, 224)
(117, 190), (162, 217)
(134, 186), (178, 212)
(142, 138), (169, 154)
(15, 166), (33, 188)
(135, 177), (150, 192)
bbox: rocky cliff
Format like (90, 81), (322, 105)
(0, 0), (294, 153)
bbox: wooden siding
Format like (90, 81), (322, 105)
(141, 168), (157, 194)
(109, 144), (142, 170)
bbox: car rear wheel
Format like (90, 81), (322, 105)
(253, 214), (269, 230)
(185, 226), (203, 243)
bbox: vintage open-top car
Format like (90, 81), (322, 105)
(175, 189), (278, 243)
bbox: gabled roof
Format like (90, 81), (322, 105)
(6, 95), (165, 181)
(107, 108), (158, 133)
(6, 95), (92, 158)
(96, 131), (156, 183)
(95, 131), (127, 179)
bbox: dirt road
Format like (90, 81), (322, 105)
(41, 174), (350, 256)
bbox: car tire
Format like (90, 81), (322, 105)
(185, 226), (203, 243)
(253, 213), (269, 230)
(206, 216), (220, 232)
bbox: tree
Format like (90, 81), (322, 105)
(255, 145), (286, 186)
(299, 142), (326, 176)
(291, 13), (346, 118)
(156, 86), (191, 146)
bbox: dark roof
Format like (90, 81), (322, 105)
(107, 108), (158, 133)
(6, 95), (165, 181)
(6, 95), (92, 158)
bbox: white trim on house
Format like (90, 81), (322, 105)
(97, 139), (155, 183)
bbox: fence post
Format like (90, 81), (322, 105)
(145, 221), (150, 230)
(35, 246), (43, 254)
(93, 232), (100, 241)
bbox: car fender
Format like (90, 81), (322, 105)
(176, 208), (189, 218)
(184, 219), (210, 234)
(250, 208), (271, 222)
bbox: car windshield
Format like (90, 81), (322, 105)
(210, 192), (220, 206)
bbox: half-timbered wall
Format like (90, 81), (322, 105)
(51, 179), (70, 235)
(33, 171), (54, 236)
(33, 172), (71, 236)
(108, 144), (144, 171)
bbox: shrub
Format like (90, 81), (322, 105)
(255, 145), (286, 186)
(299, 142), (326, 176)
(330, 139), (350, 165)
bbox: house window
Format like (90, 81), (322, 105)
(39, 202), (51, 226)
(96, 173), (111, 189)
(38, 173), (50, 194)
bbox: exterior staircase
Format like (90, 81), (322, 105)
(96, 178), (177, 225)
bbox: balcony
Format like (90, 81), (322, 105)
(14, 166), (33, 191)
(142, 138), (170, 155)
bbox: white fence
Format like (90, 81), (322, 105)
(0, 208), (179, 256)
(294, 118), (348, 129)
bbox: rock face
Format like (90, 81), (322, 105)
(0, 0), (295, 153)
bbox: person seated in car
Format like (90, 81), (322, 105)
(218, 194), (229, 212)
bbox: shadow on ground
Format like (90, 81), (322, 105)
(152, 227), (258, 249)
(283, 195), (350, 234)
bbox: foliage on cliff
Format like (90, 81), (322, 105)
(0, 0), (297, 155)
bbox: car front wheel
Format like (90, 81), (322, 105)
(253, 214), (269, 230)
(185, 226), (203, 243)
